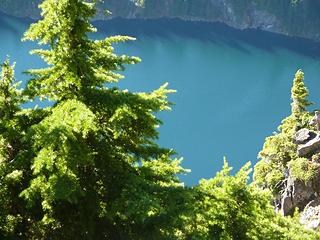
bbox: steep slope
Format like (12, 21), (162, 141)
(0, 0), (320, 41)
(254, 71), (320, 230)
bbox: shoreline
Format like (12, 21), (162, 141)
(1, 10), (320, 60)
(1, 8), (320, 44)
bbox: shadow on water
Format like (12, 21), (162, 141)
(0, 13), (24, 36)
(1, 12), (320, 59)
(94, 18), (320, 59)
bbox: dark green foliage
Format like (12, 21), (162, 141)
(255, 0), (320, 36)
(1, 0), (320, 41)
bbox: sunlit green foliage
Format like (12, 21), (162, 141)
(291, 70), (311, 119)
(177, 161), (319, 240)
(288, 157), (319, 182)
(22, 0), (142, 101)
(0, 0), (187, 238)
(0, 0), (319, 239)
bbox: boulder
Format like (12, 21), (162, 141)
(300, 199), (320, 230)
(281, 192), (294, 216)
(297, 134), (320, 157)
(294, 128), (316, 145)
(280, 177), (315, 216)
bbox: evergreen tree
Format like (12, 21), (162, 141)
(183, 161), (319, 240)
(1, 0), (187, 238)
(291, 69), (311, 119)
(254, 70), (313, 191)
(0, 1), (319, 239)
(0, 59), (21, 237)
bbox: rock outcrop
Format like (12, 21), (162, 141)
(274, 127), (320, 230)
(296, 129), (320, 157)
(295, 128), (316, 145)
(300, 199), (320, 230)
(278, 176), (316, 216)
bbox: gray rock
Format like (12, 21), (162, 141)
(297, 134), (320, 157)
(309, 111), (320, 131)
(294, 128), (316, 145)
(300, 199), (320, 230)
(280, 177), (315, 216)
(276, 128), (320, 227)
(281, 192), (294, 216)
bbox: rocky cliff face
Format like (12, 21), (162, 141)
(104, 0), (282, 36)
(1, 0), (320, 42)
(275, 127), (320, 230)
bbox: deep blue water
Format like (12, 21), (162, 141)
(1, 14), (320, 184)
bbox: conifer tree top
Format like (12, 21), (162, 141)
(291, 69), (311, 118)
(23, 0), (140, 101)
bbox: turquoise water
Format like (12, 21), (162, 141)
(1, 15), (320, 184)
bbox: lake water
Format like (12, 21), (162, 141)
(1, 14), (320, 185)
